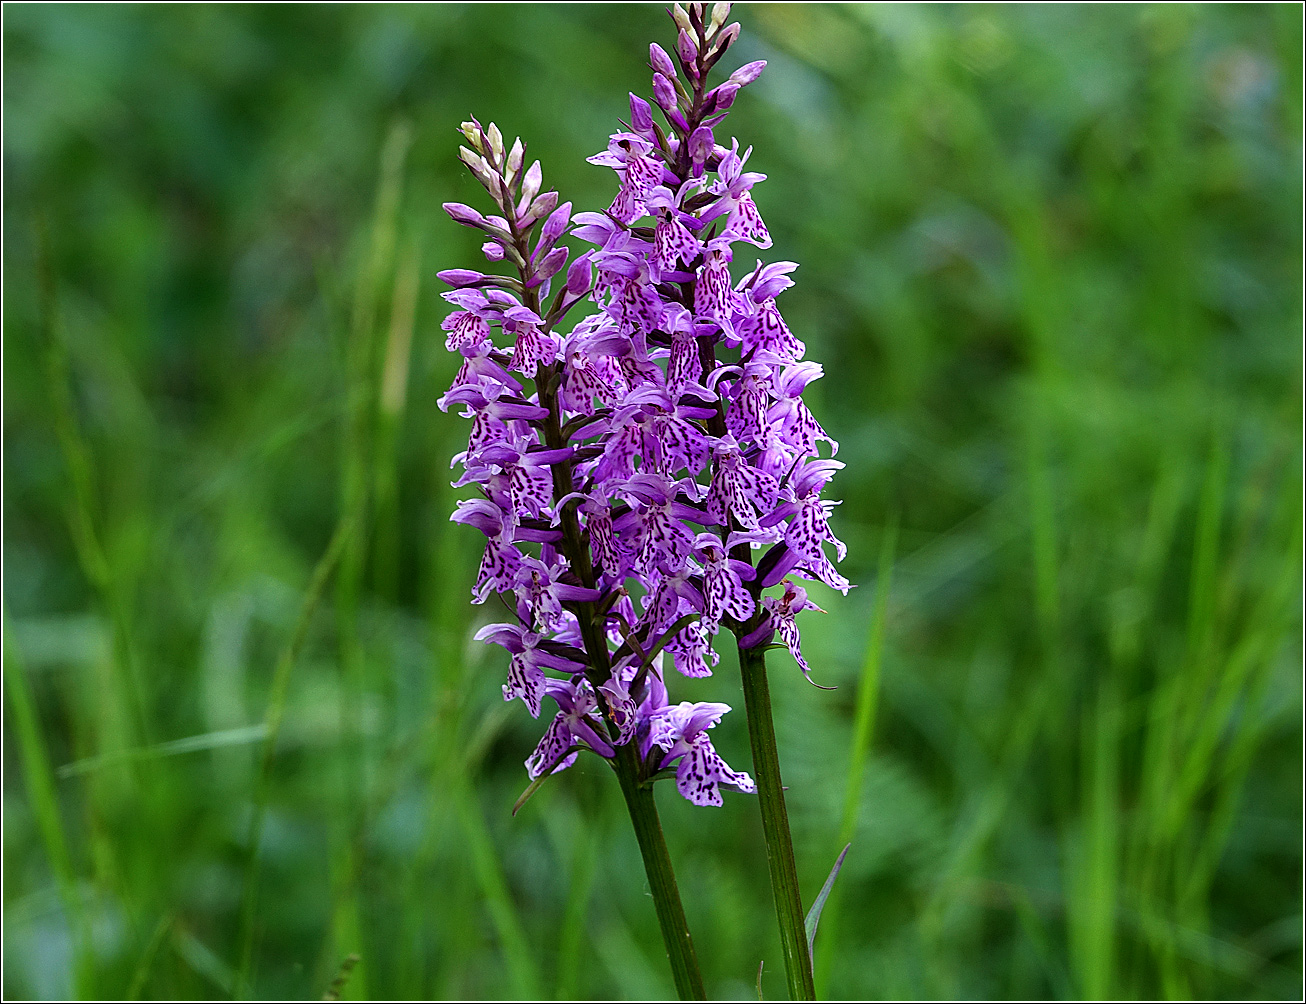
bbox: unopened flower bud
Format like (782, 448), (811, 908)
(653, 73), (678, 114)
(671, 3), (692, 34)
(459, 120), (481, 148)
(676, 28), (697, 68)
(444, 202), (485, 226)
(708, 83), (738, 114)
(520, 160), (543, 206)
(728, 59), (766, 88)
(566, 251), (593, 295)
(535, 246), (569, 282)
(630, 93), (654, 135)
(649, 42), (677, 79)
(709, 2), (731, 32)
(482, 241), (505, 262)
(688, 125), (715, 165)
(486, 122), (505, 163)
(540, 201), (572, 245)
(522, 190), (559, 227)
(437, 268), (487, 288)
(712, 22), (740, 54)
(507, 137), (525, 176)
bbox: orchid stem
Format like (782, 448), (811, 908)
(613, 743), (708, 1001)
(738, 643), (816, 1000)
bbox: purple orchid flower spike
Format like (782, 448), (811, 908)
(440, 3), (846, 793)
(438, 7), (846, 999)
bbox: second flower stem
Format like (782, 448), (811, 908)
(738, 643), (815, 1000)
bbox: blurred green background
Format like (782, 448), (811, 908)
(3, 3), (1301, 1000)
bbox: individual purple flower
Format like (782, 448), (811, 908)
(475, 622), (587, 718)
(694, 238), (742, 335)
(589, 133), (664, 224)
(741, 578), (833, 688)
(647, 701), (756, 807)
(526, 677), (618, 777)
(647, 189), (702, 282)
(693, 532), (756, 632)
(706, 437), (780, 531)
(511, 555), (600, 632)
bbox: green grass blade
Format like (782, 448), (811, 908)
(174, 926), (236, 997)
(126, 914), (173, 1000)
(453, 775), (541, 999)
(327, 119), (413, 1002)
(544, 800), (599, 1000)
(36, 214), (149, 754)
(3, 611), (93, 996)
(234, 515), (353, 998)
(57, 724), (269, 778)
(1066, 682), (1120, 999)
(815, 515), (896, 993)
(373, 239), (421, 603)
(1185, 415), (1229, 661)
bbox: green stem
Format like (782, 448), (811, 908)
(738, 643), (815, 1000)
(613, 744), (708, 1001)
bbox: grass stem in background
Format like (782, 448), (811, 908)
(374, 239), (422, 603)
(549, 804), (599, 1000)
(36, 213), (150, 751)
(2, 613), (94, 997)
(814, 516), (897, 994)
(234, 515), (353, 997)
(329, 119), (412, 999)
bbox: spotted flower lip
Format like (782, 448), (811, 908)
(648, 700), (758, 806)
(439, 6), (846, 805)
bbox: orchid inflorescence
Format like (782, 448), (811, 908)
(438, 1), (848, 809)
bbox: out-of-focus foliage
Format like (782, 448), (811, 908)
(3, 4), (1300, 1000)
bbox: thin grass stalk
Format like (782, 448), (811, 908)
(1066, 680), (1120, 1000)
(374, 238), (422, 603)
(337, 119), (412, 807)
(36, 215), (150, 754)
(451, 772), (542, 998)
(327, 120), (413, 999)
(126, 914), (173, 1000)
(234, 515), (352, 997)
(548, 803), (599, 1000)
(3, 613), (95, 997)
(392, 477), (483, 996)
(814, 515), (897, 994)
(1181, 482), (1300, 906)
